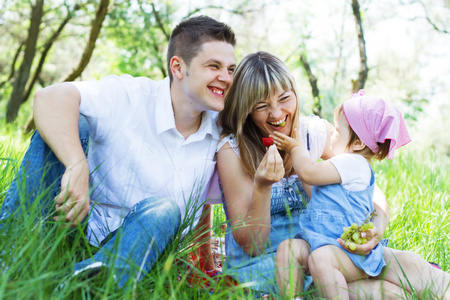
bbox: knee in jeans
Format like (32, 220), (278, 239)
(134, 197), (180, 229)
(135, 197), (175, 213)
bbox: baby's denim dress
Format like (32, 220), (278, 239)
(296, 168), (386, 277)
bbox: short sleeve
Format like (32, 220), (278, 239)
(71, 75), (135, 141)
(217, 134), (240, 158)
(329, 153), (371, 191)
(299, 115), (327, 161)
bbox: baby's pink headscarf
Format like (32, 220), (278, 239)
(342, 92), (411, 159)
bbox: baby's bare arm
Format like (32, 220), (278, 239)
(271, 130), (302, 153)
(273, 130), (341, 186)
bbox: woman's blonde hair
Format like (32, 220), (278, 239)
(218, 51), (301, 178)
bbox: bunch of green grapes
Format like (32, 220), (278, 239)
(340, 211), (376, 251)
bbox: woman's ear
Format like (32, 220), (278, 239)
(170, 56), (184, 80)
(352, 139), (366, 151)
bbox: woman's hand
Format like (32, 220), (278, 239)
(217, 142), (279, 256)
(254, 145), (285, 188)
(337, 226), (383, 256)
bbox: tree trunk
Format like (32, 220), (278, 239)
(0, 42), (24, 92)
(300, 54), (321, 117)
(351, 0), (368, 93)
(63, 0), (110, 82)
(21, 4), (81, 104)
(6, 0), (44, 123)
(24, 0), (110, 133)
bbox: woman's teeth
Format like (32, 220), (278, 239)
(269, 119), (286, 127)
(210, 88), (224, 95)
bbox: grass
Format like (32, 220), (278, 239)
(0, 127), (449, 299)
(374, 150), (450, 270)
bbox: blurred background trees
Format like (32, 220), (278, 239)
(0, 0), (449, 155)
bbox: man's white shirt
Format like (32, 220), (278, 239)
(72, 75), (220, 246)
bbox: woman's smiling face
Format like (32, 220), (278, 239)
(250, 89), (297, 137)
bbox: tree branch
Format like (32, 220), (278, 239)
(185, 4), (260, 18)
(351, 0), (368, 92)
(150, 3), (170, 41)
(299, 53), (321, 117)
(423, 4), (449, 34)
(6, 0), (43, 122)
(0, 41), (24, 91)
(22, 3), (83, 103)
(63, 0), (110, 82)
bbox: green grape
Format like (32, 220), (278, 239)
(349, 243), (356, 251)
(341, 210), (378, 248)
(352, 232), (360, 241)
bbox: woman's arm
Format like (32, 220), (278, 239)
(217, 143), (283, 256)
(191, 204), (215, 272)
(371, 185), (390, 236)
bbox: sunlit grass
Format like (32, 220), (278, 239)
(375, 150), (450, 271)
(0, 129), (449, 298)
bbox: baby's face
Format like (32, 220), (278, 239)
(330, 111), (352, 156)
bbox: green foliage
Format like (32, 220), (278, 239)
(213, 203), (227, 237)
(105, 1), (177, 79)
(401, 94), (429, 123)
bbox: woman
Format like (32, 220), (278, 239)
(216, 51), (449, 298)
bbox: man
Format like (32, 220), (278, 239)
(0, 15), (236, 287)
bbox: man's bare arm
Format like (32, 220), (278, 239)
(33, 83), (90, 226)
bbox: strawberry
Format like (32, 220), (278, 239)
(262, 137), (274, 147)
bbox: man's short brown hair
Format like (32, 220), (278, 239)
(167, 15), (236, 80)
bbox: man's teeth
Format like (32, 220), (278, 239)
(211, 88), (223, 95)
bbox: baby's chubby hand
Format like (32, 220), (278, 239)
(271, 128), (303, 153)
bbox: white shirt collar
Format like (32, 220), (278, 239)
(155, 77), (220, 141)
(155, 77), (175, 135)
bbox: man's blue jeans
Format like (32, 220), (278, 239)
(0, 117), (181, 287)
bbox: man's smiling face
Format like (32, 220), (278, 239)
(182, 41), (236, 112)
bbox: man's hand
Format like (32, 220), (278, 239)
(54, 160), (90, 227)
(337, 226), (382, 256)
